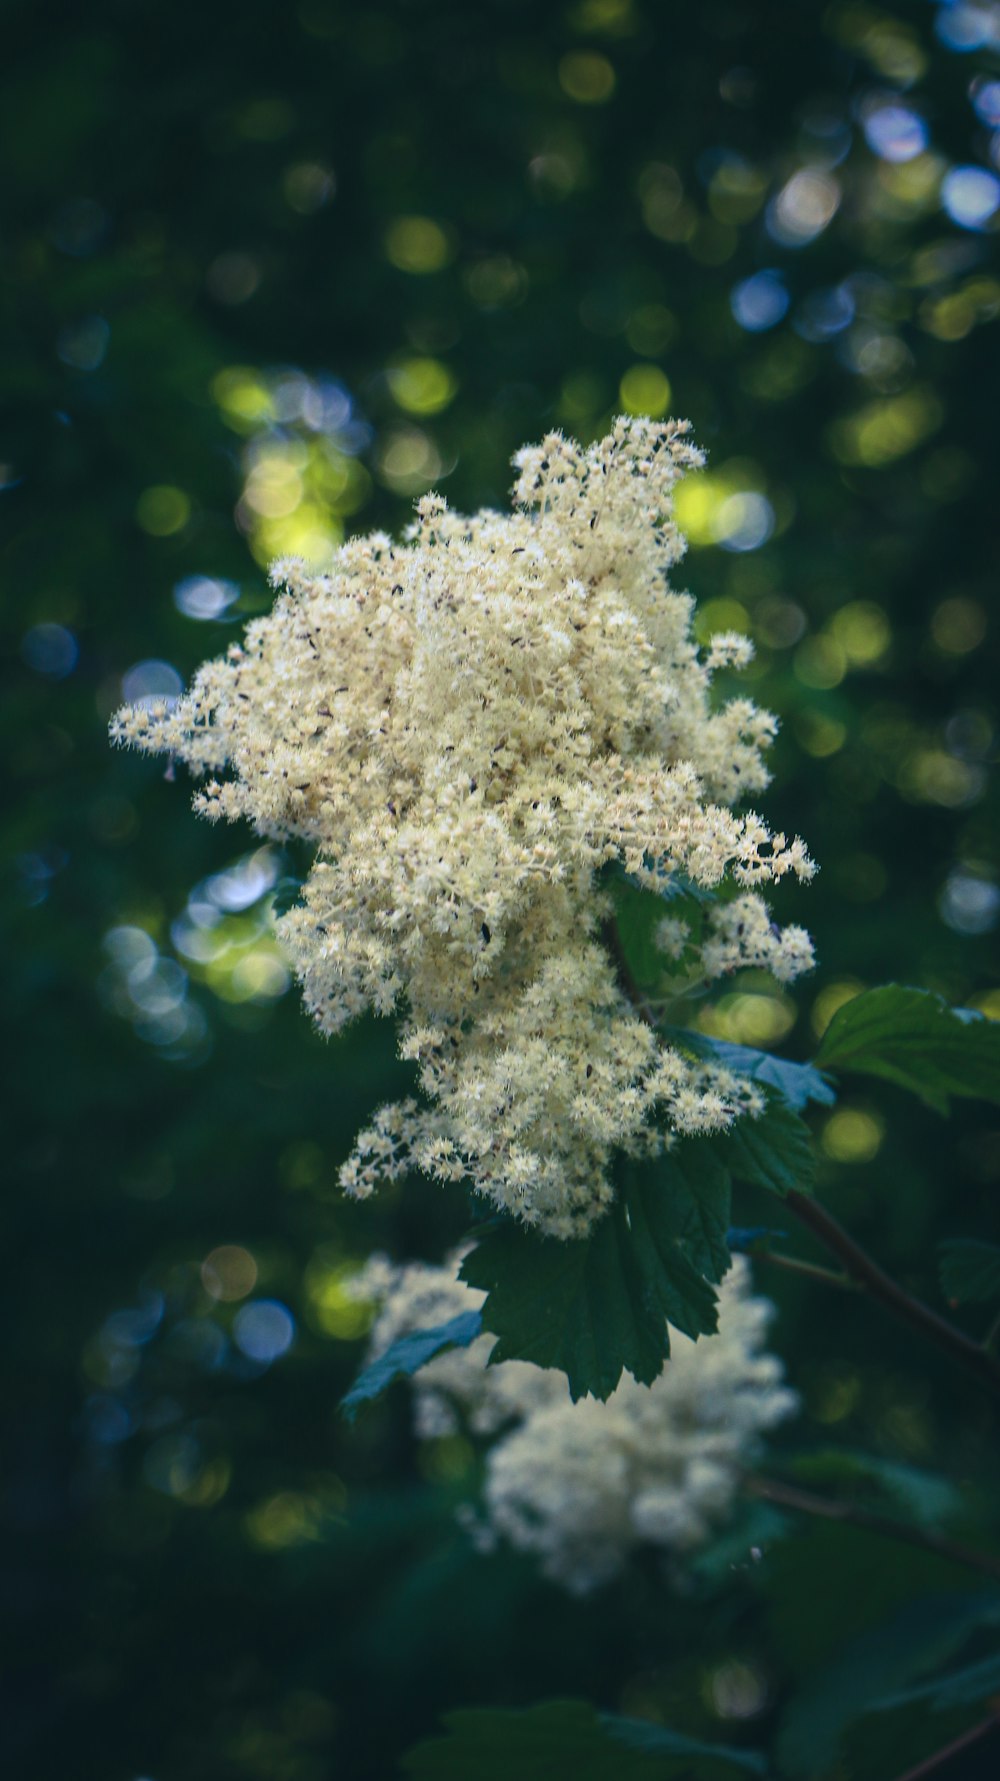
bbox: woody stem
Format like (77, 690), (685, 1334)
(607, 917), (1000, 1401)
(745, 1474), (1000, 1584)
(784, 1190), (1000, 1400)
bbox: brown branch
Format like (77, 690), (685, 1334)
(746, 1475), (1000, 1584)
(785, 1191), (1000, 1400)
(605, 915), (1000, 1399)
(892, 1714), (1000, 1781)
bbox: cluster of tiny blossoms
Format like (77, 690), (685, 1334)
(112, 418), (814, 1236)
(658, 893), (814, 986)
(361, 1252), (797, 1594)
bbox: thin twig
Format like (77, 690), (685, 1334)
(607, 919), (1000, 1399)
(600, 916), (657, 1025)
(785, 1191), (1000, 1400)
(746, 1475), (1000, 1584)
(891, 1713), (1000, 1781)
(748, 1247), (857, 1293)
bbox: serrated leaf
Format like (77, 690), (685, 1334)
(939, 1240), (1000, 1307)
(709, 1091), (815, 1198)
(662, 1027), (835, 1111)
(814, 986), (1000, 1114)
(401, 1700), (765, 1779)
(874, 1648), (1000, 1714)
(460, 1145), (727, 1402)
(339, 1311), (483, 1421)
(777, 1592), (1000, 1775)
(659, 1138), (733, 1279)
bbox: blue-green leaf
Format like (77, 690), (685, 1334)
(654, 871), (720, 906)
(604, 1712), (766, 1772)
(726, 1226), (787, 1252)
(663, 1028), (835, 1112)
(340, 1311), (483, 1421)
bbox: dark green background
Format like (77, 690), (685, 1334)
(3, 2), (999, 1776)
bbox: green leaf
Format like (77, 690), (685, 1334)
(605, 1713), (765, 1774)
(660, 1138), (733, 1280)
(654, 871), (720, 907)
(608, 876), (711, 993)
(940, 1240), (1000, 1307)
(340, 1311), (483, 1421)
(789, 1449), (962, 1529)
(270, 874), (305, 917)
(401, 1700), (765, 1779)
(874, 1648), (1000, 1714)
(460, 1145), (727, 1402)
(689, 1501), (791, 1584)
(655, 1034), (817, 1195)
(662, 1028), (835, 1112)
(814, 986), (1000, 1114)
(610, 876), (680, 987)
(777, 1591), (1000, 1775)
(709, 1091), (816, 1198)
(726, 1225), (787, 1253)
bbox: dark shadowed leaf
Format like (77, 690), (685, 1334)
(659, 1138), (733, 1279)
(655, 871), (721, 907)
(610, 876), (691, 987)
(789, 1449), (963, 1528)
(814, 987), (1000, 1113)
(726, 1226), (788, 1252)
(709, 1091), (815, 1198)
(777, 1592), (1000, 1775)
(939, 1240), (1000, 1307)
(606, 1712), (766, 1773)
(460, 1145), (728, 1401)
(270, 874), (305, 917)
(607, 876), (716, 1001)
(340, 1311), (483, 1421)
(401, 1700), (765, 1778)
(873, 1648), (1000, 1714)
(689, 1501), (791, 1583)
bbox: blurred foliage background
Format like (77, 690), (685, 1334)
(3, 0), (1000, 1776)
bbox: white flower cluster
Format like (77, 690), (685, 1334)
(663, 894), (815, 987)
(361, 1252), (797, 1594)
(112, 418), (814, 1235)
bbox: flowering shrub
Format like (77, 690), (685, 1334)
(112, 411), (1000, 1780)
(361, 1252), (796, 1593)
(113, 419), (813, 1238)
